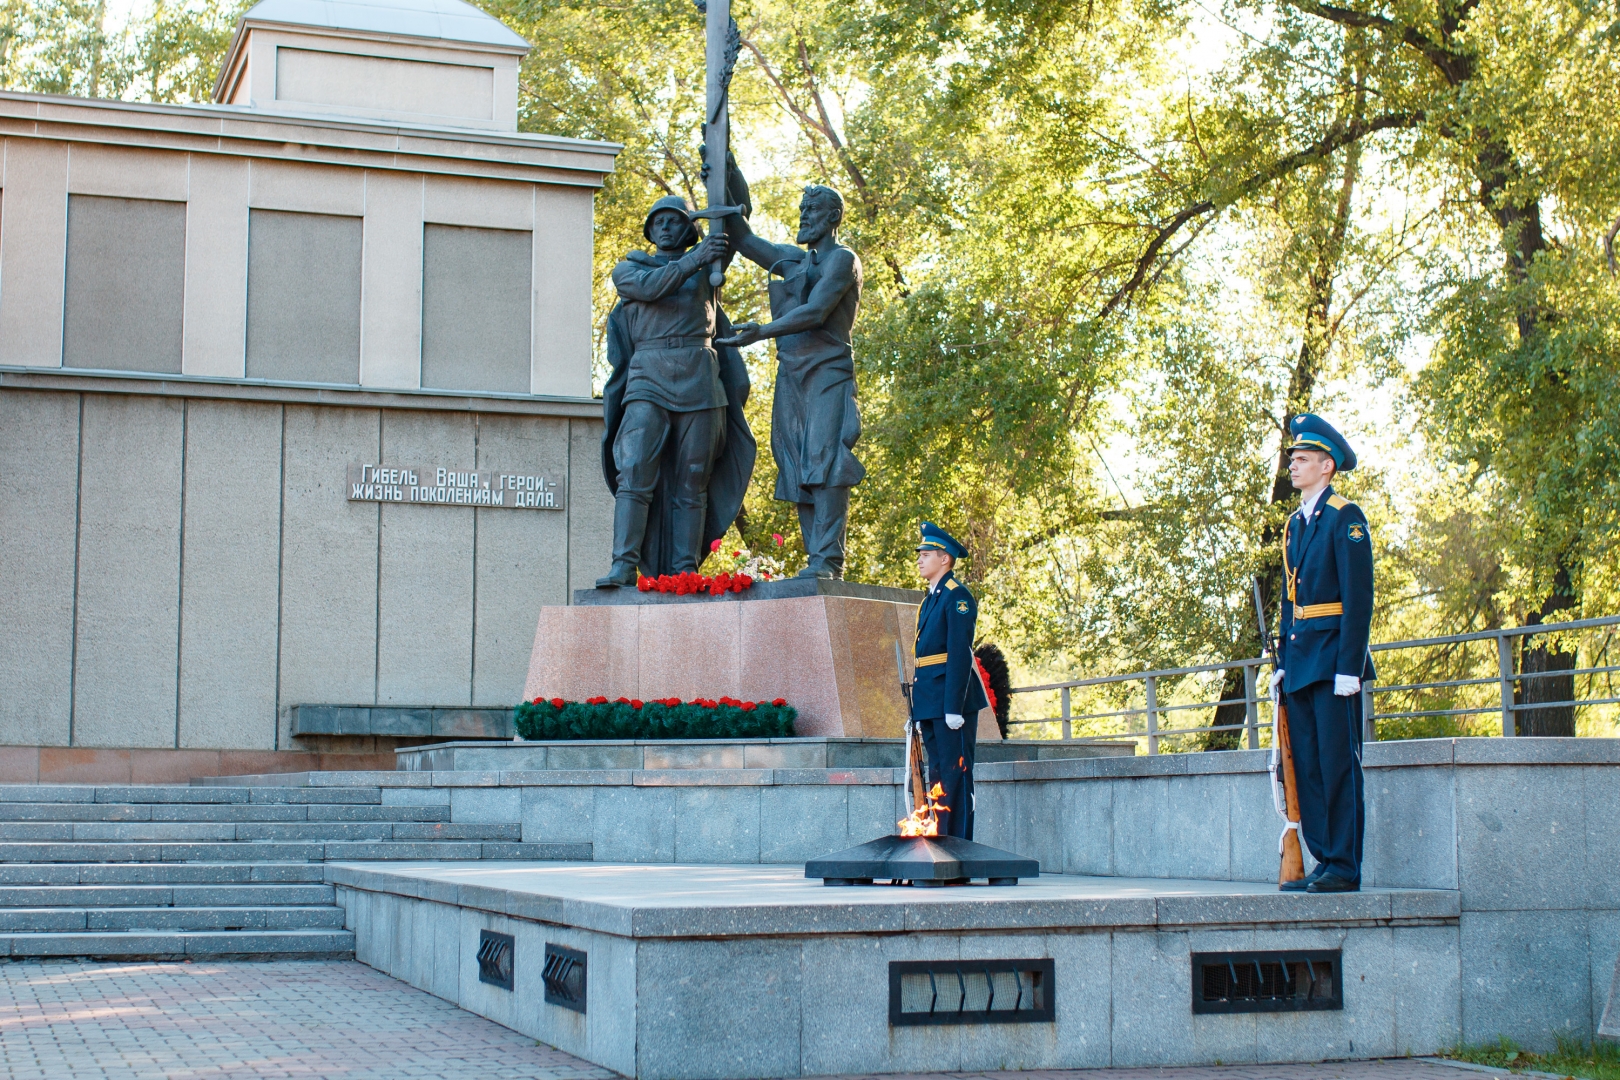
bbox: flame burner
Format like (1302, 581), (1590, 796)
(805, 835), (1040, 887)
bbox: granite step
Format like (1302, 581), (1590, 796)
(0, 884), (335, 908)
(0, 821), (521, 842)
(0, 785), (385, 805)
(0, 840), (587, 862)
(0, 905), (348, 932)
(0, 928), (355, 958)
(0, 803), (451, 823)
(0, 862), (329, 885)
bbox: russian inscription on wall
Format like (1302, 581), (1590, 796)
(347, 464), (564, 509)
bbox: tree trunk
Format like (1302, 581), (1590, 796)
(1513, 568), (1578, 737)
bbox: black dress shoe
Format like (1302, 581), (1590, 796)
(1306, 872), (1360, 893)
(1279, 866), (1326, 892)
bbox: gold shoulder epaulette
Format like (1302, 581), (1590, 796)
(1327, 494), (1350, 510)
(944, 579), (959, 590)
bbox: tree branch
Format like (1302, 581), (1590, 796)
(1282, 0), (1474, 84)
(1097, 109), (1422, 319)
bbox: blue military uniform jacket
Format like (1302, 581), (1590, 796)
(911, 571), (990, 719)
(1278, 485), (1376, 694)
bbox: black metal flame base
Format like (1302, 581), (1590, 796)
(804, 834), (1040, 887)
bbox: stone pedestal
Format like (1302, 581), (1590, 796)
(523, 579), (1000, 740)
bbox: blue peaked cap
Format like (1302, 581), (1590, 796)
(916, 521), (968, 559)
(1287, 413), (1357, 472)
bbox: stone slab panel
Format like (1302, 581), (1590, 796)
(638, 601), (741, 702)
(358, 170), (424, 389)
(177, 399), (282, 749)
(1227, 770), (1285, 884)
(846, 782), (902, 845)
(530, 184), (593, 397)
(738, 597), (837, 735)
(565, 417), (613, 595)
(0, 139), (69, 366)
(0, 390), (79, 745)
(826, 595), (913, 738)
(1365, 762), (1458, 890)
(1461, 908), (1591, 1049)
(520, 785), (593, 845)
(449, 786), (519, 824)
(73, 394), (184, 748)
(182, 154), (250, 378)
(1390, 923), (1463, 1056)
(592, 786), (675, 863)
(276, 404), (380, 744)
(376, 409), (476, 705)
(63, 194), (186, 373)
(1112, 775), (1232, 880)
(635, 937), (803, 1080)
(759, 785), (848, 864)
(471, 413), (569, 707)
(1456, 764), (1586, 911)
(673, 786), (760, 863)
(1585, 765), (1620, 910)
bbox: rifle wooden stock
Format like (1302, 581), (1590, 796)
(908, 724), (928, 812)
(1275, 699), (1307, 884)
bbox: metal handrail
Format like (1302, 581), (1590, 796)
(1006, 614), (1620, 753)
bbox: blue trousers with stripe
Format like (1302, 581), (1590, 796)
(1283, 680), (1364, 882)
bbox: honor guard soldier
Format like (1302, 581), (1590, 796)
(1272, 414), (1375, 893)
(911, 522), (989, 840)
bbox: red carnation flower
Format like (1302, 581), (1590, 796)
(637, 576), (654, 592)
(532, 697), (543, 705)
(710, 539), (722, 552)
(615, 697), (631, 704)
(741, 701), (756, 711)
(771, 698), (786, 706)
(630, 699), (644, 709)
(772, 533), (784, 546)
(550, 698), (566, 708)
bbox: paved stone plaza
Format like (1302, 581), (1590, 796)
(0, 958), (1502, 1080)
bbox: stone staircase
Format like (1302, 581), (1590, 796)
(0, 782), (549, 960)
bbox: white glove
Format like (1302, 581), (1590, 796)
(1334, 674), (1361, 697)
(945, 713), (966, 730)
(1269, 669), (1286, 704)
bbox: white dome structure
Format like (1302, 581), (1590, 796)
(213, 0), (531, 130)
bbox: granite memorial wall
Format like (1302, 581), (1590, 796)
(0, 0), (621, 777)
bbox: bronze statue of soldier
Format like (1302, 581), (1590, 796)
(596, 197), (756, 586)
(717, 183), (865, 579)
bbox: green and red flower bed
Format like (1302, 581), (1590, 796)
(514, 695), (796, 740)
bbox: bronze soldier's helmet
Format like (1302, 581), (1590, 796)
(643, 195), (700, 249)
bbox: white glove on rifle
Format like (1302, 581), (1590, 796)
(945, 713), (966, 730)
(1269, 669), (1286, 705)
(1334, 674), (1361, 697)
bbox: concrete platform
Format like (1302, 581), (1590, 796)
(329, 861), (1462, 1079)
(394, 737), (1137, 773)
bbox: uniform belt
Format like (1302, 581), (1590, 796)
(1294, 602), (1344, 620)
(915, 653), (948, 667)
(646, 334), (711, 350)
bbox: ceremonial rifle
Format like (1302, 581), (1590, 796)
(895, 640), (927, 814)
(1254, 577), (1306, 885)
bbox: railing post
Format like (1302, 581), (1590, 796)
(1361, 681), (1376, 743)
(1144, 675), (1159, 756)
(1498, 632), (1515, 737)
(1060, 686), (1071, 741)
(1243, 663), (1259, 750)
